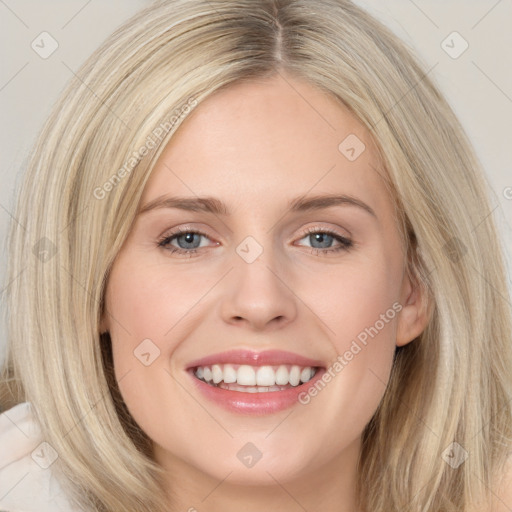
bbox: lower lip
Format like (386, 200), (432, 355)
(187, 368), (326, 415)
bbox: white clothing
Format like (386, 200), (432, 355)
(0, 402), (79, 512)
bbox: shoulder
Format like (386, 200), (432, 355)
(0, 402), (41, 469)
(0, 402), (79, 512)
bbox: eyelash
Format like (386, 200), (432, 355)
(157, 226), (353, 257)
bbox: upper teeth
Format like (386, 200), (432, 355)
(194, 364), (317, 387)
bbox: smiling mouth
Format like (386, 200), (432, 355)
(192, 363), (319, 393)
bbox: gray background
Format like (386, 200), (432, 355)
(1, 0), (511, 364)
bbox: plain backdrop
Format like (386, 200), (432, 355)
(1, 0), (511, 364)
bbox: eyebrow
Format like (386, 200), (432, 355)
(138, 193), (377, 218)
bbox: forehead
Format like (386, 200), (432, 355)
(141, 74), (391, 219)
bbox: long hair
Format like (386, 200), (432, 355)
(1, 0), (511, 510)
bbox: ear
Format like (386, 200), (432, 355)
(396, 270), (430, 347)
(99, 307), (110, 335)
(99, 318), (108, 335)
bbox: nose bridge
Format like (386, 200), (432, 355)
(219, 231), (298, 330)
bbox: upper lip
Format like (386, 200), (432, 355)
(186, 349), (326, 369)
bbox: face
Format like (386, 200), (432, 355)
(101, 72), (427, 491)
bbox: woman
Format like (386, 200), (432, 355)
(1, 0), (511, 510)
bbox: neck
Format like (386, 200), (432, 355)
(156, 436), (362, 512)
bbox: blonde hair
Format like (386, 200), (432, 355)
(1, 0), (511, 510)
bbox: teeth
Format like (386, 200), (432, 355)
(223, 364), (237, 384)
(217, 382), (291, 392)
(256, 366), (275, 386)
(300, 367), (313, 382)
(275, 365), (289, 385)
(237, 365), (256, 386)
(289, 365), (301, 386)
(194, 363), (318, 389)
(203, 367), (212, 382)
(212, 364), (223, 384)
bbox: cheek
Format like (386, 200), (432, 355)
(104, 261), (197, 443)
(304, 251), (401, 347)
(105, 260), (208, 360)
(296, 253), (401, 433)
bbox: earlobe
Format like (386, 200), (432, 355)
(99, 315), (109, 335)
(396, 273), (430, 347)
(98, 297), (111, 334)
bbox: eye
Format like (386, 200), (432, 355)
(294, 226), (353, 255)
(157, 227), (215, 257)
(156, 226), (353, 257)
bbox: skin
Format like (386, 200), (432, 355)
(101, 71), (429, 512)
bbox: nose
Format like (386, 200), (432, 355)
(219, 243), (298, 332)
